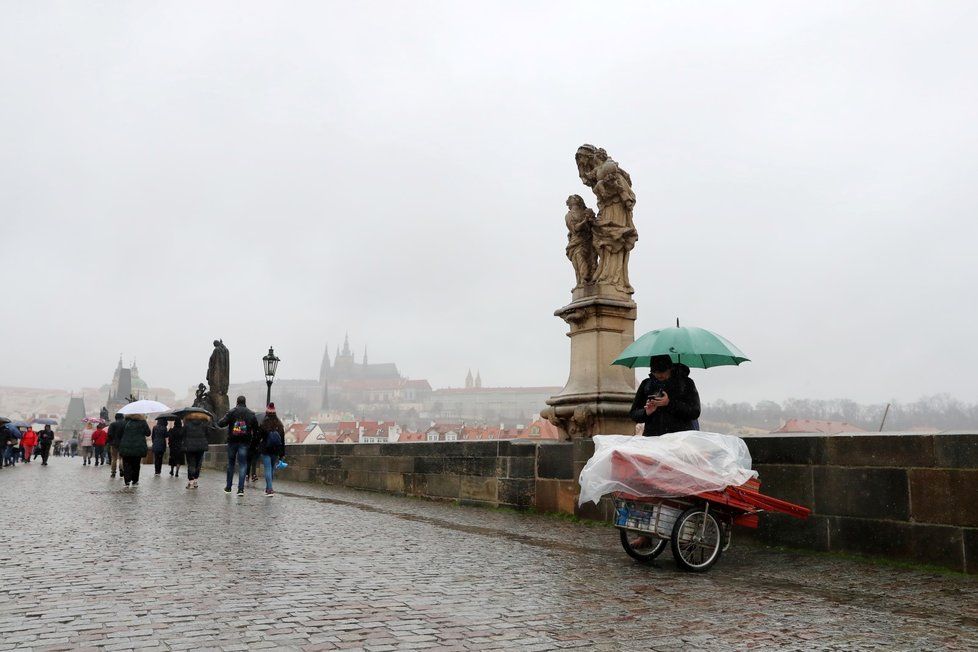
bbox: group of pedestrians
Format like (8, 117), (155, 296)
(219, 397), (286, 496)
(4, 396), (286, 495)
(2, 425), (56, 467)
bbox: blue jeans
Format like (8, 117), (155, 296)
(261, 455), (279, 492)
(225, 442), (248, 491)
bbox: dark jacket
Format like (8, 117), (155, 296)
(151, 423), (168, 453)
(218, 404), (260, 445)
(168, 424), (184, 455)
(107, 418), (126, 447)
(119, 417), (150, 457)
(629, 364), (701, 437)
(259, 415), (286, 457)
(39, 427), (55, 447)
(182, 418), (211, 454)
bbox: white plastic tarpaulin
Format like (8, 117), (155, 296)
(578, 431), (758, 505)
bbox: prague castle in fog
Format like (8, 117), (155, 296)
(227, 335), (559, 425)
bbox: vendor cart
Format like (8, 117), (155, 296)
(610, 449), (810, 572)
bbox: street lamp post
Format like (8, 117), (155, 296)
(262, 346), (280, 407)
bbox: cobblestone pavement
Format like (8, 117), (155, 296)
(2, 458), (978, 651)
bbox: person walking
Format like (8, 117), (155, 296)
(182, 414), (211, 489)
(21, 427), (38, 464)
(68, 435), (78, 458)
(78, 425), (95, 465)
(167, 418), (184, 478)
(91, 424), (108, 466)
(3, 429), (18, 467)
(246, 420), (263, 484)
(217, 396), (260, 496)
(106, 414), (125, 479)
(38, 425), (55, 466)
(119, 414), (150, 487)
(151, 418), (168, 476)
(258, 403), (286, 496)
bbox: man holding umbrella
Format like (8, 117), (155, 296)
(630, 355), (701, 437)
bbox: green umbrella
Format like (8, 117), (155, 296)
(612, 322), (750, 369)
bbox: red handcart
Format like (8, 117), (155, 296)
(610, 449), (811, 572)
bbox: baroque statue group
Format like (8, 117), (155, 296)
(564, 144), (638, 295)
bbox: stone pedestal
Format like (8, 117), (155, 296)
(542, 285), (637, 439)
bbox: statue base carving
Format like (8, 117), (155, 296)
(542, 287), (637, 440)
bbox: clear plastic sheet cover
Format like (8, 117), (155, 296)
(578, 431), (759, 505)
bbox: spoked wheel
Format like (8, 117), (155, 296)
(671, 507), (723, 572)
(619, 528), (667, 563)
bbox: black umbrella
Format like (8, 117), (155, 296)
(153, 412), (181, 422)
(0, 416), (10, 426)
(173, 406), (215, 420)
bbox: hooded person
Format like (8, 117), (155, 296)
(119, 414), (150, 487)
(38, 425), (56, 465)
(21, 427), (38, 463)
(629, 354), (701, 437)
(217, 396), (260, 496)
(258, 403), (286, 496)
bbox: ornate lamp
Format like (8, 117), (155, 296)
(262, 346), (280, 407)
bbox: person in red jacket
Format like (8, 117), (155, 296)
(91, 425), (109, 466)
(21, 428), (38, 463)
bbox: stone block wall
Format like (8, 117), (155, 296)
(203, 440), (582, 511)
(203, 432), (978, 573)
(744, 432), (978, 573)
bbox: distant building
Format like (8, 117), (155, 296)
(424, 373), (562, 423)
(61, 396), (87, 437)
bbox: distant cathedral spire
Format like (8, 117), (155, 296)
(319, 344), (331, 384)
(475, 370), (482, 388)
(465, 369), (474, 389)
(342, 333), (351, 357)
(363, 345), (368, 366)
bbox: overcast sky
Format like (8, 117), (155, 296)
(3, 1), (977, 405)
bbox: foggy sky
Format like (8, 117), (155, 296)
(3, 1), (977, 405)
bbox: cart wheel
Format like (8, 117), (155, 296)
(671, 507), (723, 572)
(619, 528), (667, 562)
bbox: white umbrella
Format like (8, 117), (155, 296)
(118, 400), (171, 415)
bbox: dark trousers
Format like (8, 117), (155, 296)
(93, 446), (105, 465)
(40, 444), (51, 464)
(153, 451), (165, 474)
(246, 449), (260, 478)
(122, 456), (142, 484)
(185, 451), (204, 480)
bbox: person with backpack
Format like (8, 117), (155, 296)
(217, 396), (260, 496)
(258, 403), (286, 496)
(181, 413), (211, 489)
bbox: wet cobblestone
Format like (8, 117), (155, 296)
(2, 457), (978, 650)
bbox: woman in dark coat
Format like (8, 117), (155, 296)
(629, 355), (701, 436)
(168, 419), (184, 478)
(151, 419), (168, 476)
(181, 413), (211, 489)
(119, 414), (150, 487)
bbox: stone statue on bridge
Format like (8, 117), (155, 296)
(572, 144), (638, 295)
(206, 340), (230, 418)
